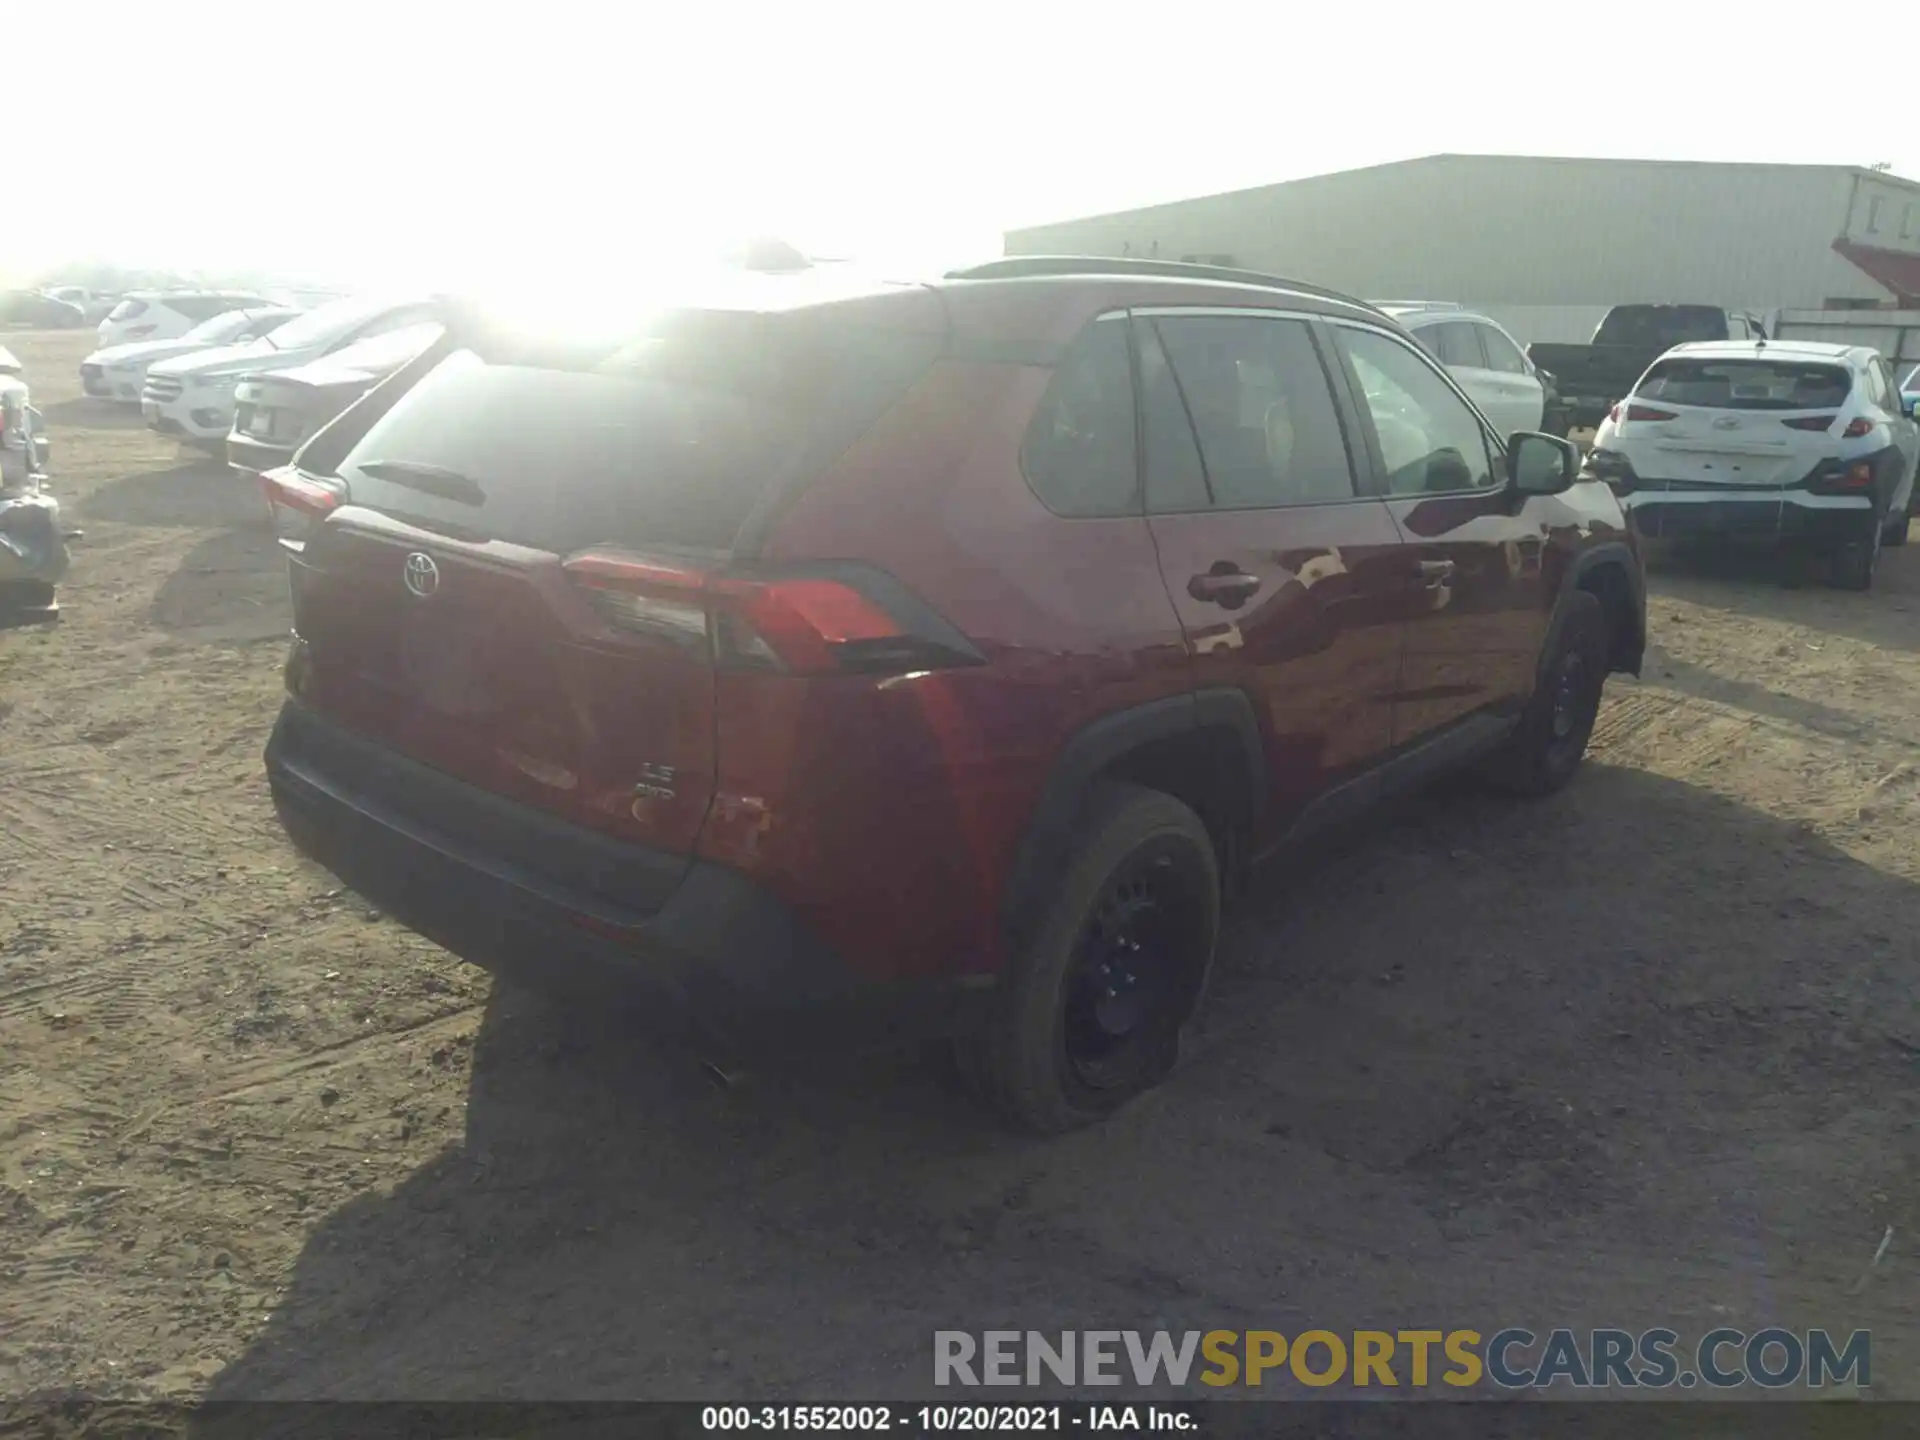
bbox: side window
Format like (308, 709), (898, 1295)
(1336, 326), (1498, 496)
(1428, 322), (1488, 369)
(1476, 323), (1529, 375)
(1020, 314), (1139, 518)
(1145, 314), (1358, 510)
(1135, 323), (1209, 513)
(1726, 315), (1749, 340)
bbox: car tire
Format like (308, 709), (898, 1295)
(1830, 527), (1880, 591)
(1481, 590), (1609, 798)
(1883, 511), (1911, 548)
(956, 781), (1220, 1133)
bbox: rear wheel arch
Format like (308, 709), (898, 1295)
(999, 690), (1263, 961)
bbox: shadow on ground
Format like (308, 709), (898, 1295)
(80, 462), (262, 531)
(40, 397), (150, 430)
(200, 764), (1920, 1401)
(1646, 535), (1920, 654)
(150, 525), (289, 643)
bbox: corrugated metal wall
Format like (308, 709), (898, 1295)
(1005, 158), (1920, 344)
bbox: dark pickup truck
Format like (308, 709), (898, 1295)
(1529, 304), (1771, 435)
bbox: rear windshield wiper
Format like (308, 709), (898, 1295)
(353, 459), (487, 507)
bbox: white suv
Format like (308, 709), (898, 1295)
(1375, 303), (1545, 438)
(1589, 339), (1918, 589)
(142, 296), (437, 449)
(96, 291), (265, 349)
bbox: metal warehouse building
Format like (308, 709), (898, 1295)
(1003, 155), (1920, 346)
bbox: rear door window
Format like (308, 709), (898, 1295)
(1638, 358), (1853, 410)
(1144, 314), (1359, 509)
(1426, 322), (1488, 369)
(1021, 314), (1139, 517)
(335, 309), (942, 554)
(1476, 324), (1529, 375)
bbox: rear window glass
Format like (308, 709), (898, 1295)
(1638, 359), (1852, 411)
(1595, 306), (1728, 348)
(107, 299), (149, 322)
(335, 310), (941, 553)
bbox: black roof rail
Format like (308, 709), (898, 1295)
(944, 255), (1382, 314)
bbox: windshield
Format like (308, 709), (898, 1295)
(326, 322), (445, 371)
(265, 297), (406, 351)
(106, 298), (149, 322)
(1595, 306), (1729, 348)
(1638, 358), (1852, 411)
(182, 310), (263, 345)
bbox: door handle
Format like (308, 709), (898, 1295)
(1416, 558), (1455, 583)
(1188, 569), (1263, 604)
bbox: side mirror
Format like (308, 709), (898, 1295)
(1507, 431), (1580, 496)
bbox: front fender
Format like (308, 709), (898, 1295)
(1538, 539), (1645, 682)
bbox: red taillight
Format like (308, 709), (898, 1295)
(261, 468), (342, 551)
(1810, 459), (1876, 493)
(1842, 417), (1874, 438)
(1782, 415), (1837, 432)
(1624, 404), (1677, 423)
(563, 549), (981, 677)
(262, 468), (342, 519)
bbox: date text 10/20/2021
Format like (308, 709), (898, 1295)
(702, 1406), (1194, 1432)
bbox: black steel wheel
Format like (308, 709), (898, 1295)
(1481, 589), (1609, 797)
(956, 782), (1219, 1133)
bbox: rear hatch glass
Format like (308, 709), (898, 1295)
(1639, 358), (1851, 410)
(290, 296), (945, 861)
(1630, 358), (1854, 488)
(334, 306), (941, 553)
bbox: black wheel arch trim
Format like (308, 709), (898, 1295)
(1539, 540), (1645, 683)
(999, 689), (1263, 962)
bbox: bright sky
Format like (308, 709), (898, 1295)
(14, 0), (1910, 291)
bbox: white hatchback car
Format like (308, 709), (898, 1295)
(1376, 303), (1545, 438)
(95, 290), (265, 349)
(1589, 340), (1918, 589)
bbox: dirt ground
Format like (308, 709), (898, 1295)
(2, 327), (1918, 1403)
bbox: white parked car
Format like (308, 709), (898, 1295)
(43, 286), (118, 323)
(1376, 303), (1546, 438)
(143, 296), (438, 449)
(96, 290), (265, 350)
(1588, 339), (1918, 589)
(81, 307), (302, 404)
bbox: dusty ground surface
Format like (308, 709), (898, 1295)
(2, 327), (1918, 1403)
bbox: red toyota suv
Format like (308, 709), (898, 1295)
(262, 258), (1646, 1132)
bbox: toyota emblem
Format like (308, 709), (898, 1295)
(403, 552), (441, 598)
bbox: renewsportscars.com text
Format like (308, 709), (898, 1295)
(933, 1328), (1870, 1391)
